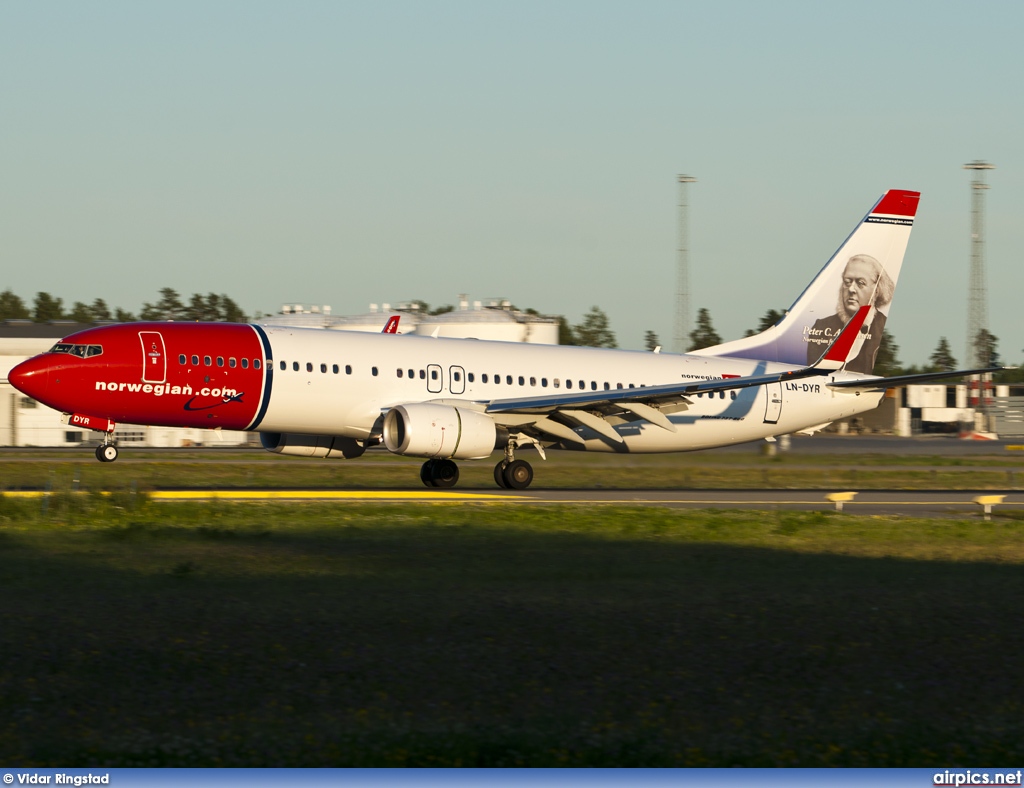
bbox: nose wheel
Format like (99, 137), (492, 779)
(95, 443), (119, 463)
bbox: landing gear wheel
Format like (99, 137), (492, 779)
(493, 461), (509, 489)
(502, 459), (533, 490)
(431, 459), (460, 489)
(96, 444), (118, 463)
(420, 459), (438, 487)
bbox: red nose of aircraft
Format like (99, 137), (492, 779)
(8, 355), (51, 403)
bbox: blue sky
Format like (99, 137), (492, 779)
(2, 1), (1021, 365)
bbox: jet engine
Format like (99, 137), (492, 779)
(260, 432), (366, 459)
(382, 403), (497, 460)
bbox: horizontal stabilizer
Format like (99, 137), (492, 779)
(828, 366), (1008, 390)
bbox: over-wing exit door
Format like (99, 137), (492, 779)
(763, 382), (783, 424)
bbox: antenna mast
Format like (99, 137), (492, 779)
(675, 175), (696, 353)
(963, 160), (994, 368)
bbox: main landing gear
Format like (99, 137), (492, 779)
(418, 438), (537, 490)
(494, 435), (536, 489)
(420, 458), (460, 488)
(493, 458), (533, 490)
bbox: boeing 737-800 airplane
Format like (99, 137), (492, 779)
(8, 189), (994, 489)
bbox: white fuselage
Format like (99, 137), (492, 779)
(257, 327), (883, 452)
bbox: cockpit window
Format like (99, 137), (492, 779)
(49, 343), (103, 358)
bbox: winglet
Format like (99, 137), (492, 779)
(382, 315), (401, 334)
(813, 305), (872, 371)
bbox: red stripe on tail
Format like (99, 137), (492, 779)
(872, 190), (920, 217)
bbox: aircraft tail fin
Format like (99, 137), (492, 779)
(382, 315), (401, 334)
(692, 189), (919, 375)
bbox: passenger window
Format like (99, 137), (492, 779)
(306, 362), (313, 373)
(179, 354), (186, 365)
(346, 365), (352, 374)
(408, 369), (414, 378)
(254, 359), (261, 370)
(468, 373), (475, 383)
(217, 357), (224, 367)
(730, 391), (737, 400)
(430, 369), (438, 380)
(541, 378), (547, 387)
(332, 364), (339, 374)
(554, 379), (560, 389)
(397, 369), (404, 378)
(454, 371), (461, 382)
(604, 382), (610, 390)
(241, 358), (249, 369)
(567, 380), (573, 389)
(293, 362), (299, 371)
(506, 375), (513, 385)
(482, 374), (489, 383)
(280, 361), (286, 371)
(579, 381), (585, 390)
(204, 356), (212, 366)
(616, 383), (623, 389)
(529, 377), (536, 386)
(518, 376), (524, 386)
(320, 363), (327, 373)
(418, 369), (424, 379)
(229, 358), (236, 368)
(591, 381), (597, 390)
(372, 367), (378, 377)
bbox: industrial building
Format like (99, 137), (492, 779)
(263, 296), (560, 344)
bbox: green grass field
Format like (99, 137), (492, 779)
(1, 494), (1022, 766)
(0, 446), (1022, 492)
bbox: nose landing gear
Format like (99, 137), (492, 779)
(95, 441), (118, 463)
(94, 424), (119, 462)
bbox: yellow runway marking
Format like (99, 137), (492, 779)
(150, 490), (517, 501)
(1, 489), (517, 501)
(2, 491), (1021, 507)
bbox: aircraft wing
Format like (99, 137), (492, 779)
(482, 306), (874, 445)
(486, 365), (827, 416)
(827, 366), (1008, 390)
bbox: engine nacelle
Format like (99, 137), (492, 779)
(260, 432), (366, 459)
(382, 404), (497, 460)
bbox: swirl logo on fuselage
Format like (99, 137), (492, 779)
(183, 392), (244, 411)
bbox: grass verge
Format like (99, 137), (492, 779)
(1, 498), (1023, 765)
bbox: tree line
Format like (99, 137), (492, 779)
(0, 288), (247, 324)
(1, 288), (1018, 382)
